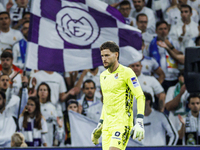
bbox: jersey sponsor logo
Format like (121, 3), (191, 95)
(114, 73), (118, 79)
(115, 131), (121, 137)
(130, 77), (139, 88)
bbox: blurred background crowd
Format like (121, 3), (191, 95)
(0, 0), (200, 148)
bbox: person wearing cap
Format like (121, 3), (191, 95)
(165, 70), (190, 143)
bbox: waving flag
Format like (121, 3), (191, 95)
(68, 110), (143, 147)
(26, 0), (142, 72)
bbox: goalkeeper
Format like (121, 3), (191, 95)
(91, 41), (145, 150)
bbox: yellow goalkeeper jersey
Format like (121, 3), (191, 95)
(100, 64), (145, 128)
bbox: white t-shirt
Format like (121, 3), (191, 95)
(29, 71), (67, 105)
(142, 31), (156, 56)
(0, 28), (24, 54)
(136, 109), (178, 146)
(165, 84), (189, 131)
(40, 102), (58, 147)
(169, 20), (198, 54)
(137, 73), (164, 102)
(131, 7), (156, 33)
(165, 5), (199, 25)
(141, 56), (159, 76)
(0, 3), (5, 12)
(0, 111), (17, 147)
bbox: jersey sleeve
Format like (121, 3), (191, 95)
(124, 68), (145, 115)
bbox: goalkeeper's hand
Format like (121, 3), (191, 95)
(132, 118), (144, 141)
(91, 120), (103, 145)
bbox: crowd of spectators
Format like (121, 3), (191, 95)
(0, 0), (200, 148)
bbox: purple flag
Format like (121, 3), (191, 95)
(26, 0), (142, 72)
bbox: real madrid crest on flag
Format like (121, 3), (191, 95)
(114, 73), (118, 79)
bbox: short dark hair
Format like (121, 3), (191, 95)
(22, 12), (30, 18)
(136, 13), (147, 22)
(119, 0), (131, 7)
(187, 93), (200, 103)
(0, 11), (10, 19)
(156, 20), (169, 29)
(195, 36), (200, 46)
(1, 51), (13, 59)
(144, 92), (152, 107)
(181, 4), (192, 13)
(3, 48), (12, 52)
(100, 41), (119, 60)
(83, 79), (96, 89)
(66, 99), (78, 109)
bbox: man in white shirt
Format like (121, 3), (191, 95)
(137, 92), (178, 146)
(148, 20), (181, 92)
(178, 93), (200, 145)
(119, 1), (136, 26)
(0, 11), (24, 54)
(169, 4), (198, 54)
(131, 0), (156, 33)
(129, 61), (165, 112)
(77, 79), (102, 122)
(165, 0), (199, 26)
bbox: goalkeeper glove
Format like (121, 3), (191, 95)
(132, 118), (144, 141)
(91, 119), (103, 145)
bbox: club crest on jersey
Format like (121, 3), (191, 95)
(104, 76), (106, 79)
(114, 73), (118, 79)
(131, 77), (139, 88)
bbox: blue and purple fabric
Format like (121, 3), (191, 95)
(26, 0), (142, 72)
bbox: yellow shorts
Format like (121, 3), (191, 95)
(102, 126), (131, 150)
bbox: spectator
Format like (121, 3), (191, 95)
(138, 92), (178, 146)
(0, 91), (18, 147)
(178, 93), (200, 145)
(13, 12), (30, 29)
(11, 132), (27, 147)
(0, 52), (22, 95)
(0, 74), (27, 119)
(74, 67), (104, 97)
(10, 0), (30, 27)
(37, 82), (64, 147)
(18, 96), (48, 147)
(129, 61), (165, 112)
(12, 21), (29, 69)
(77, 79), (102, 122)
(169, 4), (198, 54)
(145, 0), (171, 21)
(165, 0), (199, 26)
(0, 11), (24, 53)
(63, 99), (79, 145)
(148, 21), (181, 92)
(131, 0), (156, 33)
(29, 70), (73, 116)
(136, 13), (156, 55)
(119, 1), (136, 26)
(165, 71), (189, 143)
